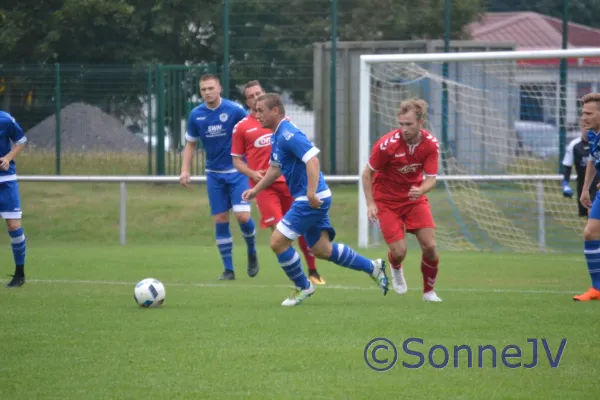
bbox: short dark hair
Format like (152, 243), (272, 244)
(200, 74), (220, 83)
(243, 80), (261, 92)
(256, 93), (285, 116)
(242, 80), (263, 98)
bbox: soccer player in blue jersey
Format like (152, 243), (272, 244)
(242, 93), (389, 306)
(180, 74), (259, 280)
(576, 92), (600, 301)
(0, 111), (27, 288)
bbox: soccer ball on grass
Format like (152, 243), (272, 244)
(134, 278), (166, 308)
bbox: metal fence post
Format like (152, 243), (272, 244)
(147, 64), (154, 175)
(120, 182), (127, 245)
(156, 64), (165, 175)
(329, 0), (338, 174)
(537, 181), (546, 252)
(54, 63), (61, 175)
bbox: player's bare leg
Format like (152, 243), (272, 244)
(5, 218), (26, 288)
(574, 218), (600, 301)
(270, 229), (315, 306)
(235, 210), (259, 278)
(415, 228), (441, 302)
(387, 240), (408, 295)
(214, 212), (235, 280)
(310, 231), (389, 295)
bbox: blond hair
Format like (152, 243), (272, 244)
(398, 98), (428, 121)
(582, 93), (600, 109)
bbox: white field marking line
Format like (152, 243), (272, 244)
(0, 278), (582, 295)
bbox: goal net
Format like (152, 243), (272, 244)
(358, 48), (600, 253)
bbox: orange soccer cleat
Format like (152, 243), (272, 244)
(573, 287), (600, 301)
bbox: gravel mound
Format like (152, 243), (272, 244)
(25, 102), (147, 153)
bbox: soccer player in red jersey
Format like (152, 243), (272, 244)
(361, 98), (442, 302)
(231, 81), (325, 285)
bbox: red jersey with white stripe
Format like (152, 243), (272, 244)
(231, 114), (285, 187)
(368, 128), (440, 203)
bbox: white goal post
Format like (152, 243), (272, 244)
(358, 47), (600, 252)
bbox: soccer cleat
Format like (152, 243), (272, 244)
(5, 274), (25, 288)
(573, 287), (600, 301)
(391, 267), (408, 295)
(247, 253), (259, 278)
(308, 270), (326, 285)
(370, 259), (389, 295)
(218, 270), (235, 280)
(281, 282), (316, 307)
(423, 291), (442, 302)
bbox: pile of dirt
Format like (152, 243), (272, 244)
(25, 102), (147, 153)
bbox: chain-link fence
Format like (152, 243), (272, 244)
(0, 64), (214, 176)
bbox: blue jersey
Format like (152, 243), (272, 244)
(269, 119), (329, 199)
(0, 111), (27, 182)
(185, 98), (247, 172)
(587, 130), (600, 170)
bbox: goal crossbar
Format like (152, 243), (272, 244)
(360, 47), (600, 64)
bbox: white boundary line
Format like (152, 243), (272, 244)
(0, 278), (582, 295)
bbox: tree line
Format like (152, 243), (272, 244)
(1, 0), (597, 131)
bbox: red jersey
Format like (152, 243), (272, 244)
(368, 128), (439, 203)
(231, 114), (285, 187)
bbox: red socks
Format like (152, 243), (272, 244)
(388, 250), (439, 292)
(388, 251), (402, 270)
(298, 236), (317, 271)
(421, 256), (439, 293)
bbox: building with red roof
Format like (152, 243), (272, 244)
(466, 11), (600, 126)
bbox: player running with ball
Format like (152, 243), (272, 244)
(231, 80), (325, 285)
(361, 98), (442, 302)
(242, 93), (389, 307)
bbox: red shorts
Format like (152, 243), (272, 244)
(255, 181), (294, 228)
(376, 199), (435, 244)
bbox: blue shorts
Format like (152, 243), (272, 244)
(206, 171), (250, 216)
(276, 196), (336, 248)
(0, 180), (22, 220)
(590, 192), (600, 220)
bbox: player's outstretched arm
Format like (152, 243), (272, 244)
(0, 142), (25, 171)
(0, 116), (26, 171)
(255, 165), (281, 191)
(409, 147), (439, 200)
(242, 165), (281, 202)
(361, 164), (379, 221)
(305, 157), (323, 208)
(232, 156), (264, 183)
(561, 139), (576, 197)
(179, 141), (197, 187)
(581, 158), (596, 208)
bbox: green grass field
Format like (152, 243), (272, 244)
(0, 178), (598, 399)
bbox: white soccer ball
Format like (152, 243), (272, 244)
(134, 278), (166, 308)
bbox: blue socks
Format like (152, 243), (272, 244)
(215, 222), (234, 272)
(277, 247), (310, 290)
(584, 240), (600, 290)
(9, 228), (26, 268)
(239, 219), (257, 256)
(329, 242), (374, 274)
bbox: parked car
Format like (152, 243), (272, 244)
(515, 120), (579, 159)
